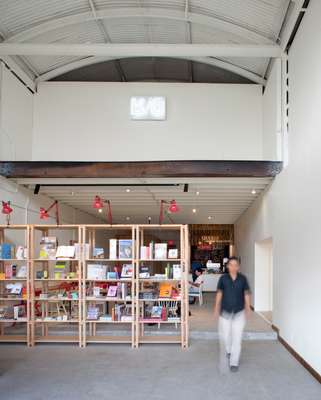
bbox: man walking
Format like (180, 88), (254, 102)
(214, 257), (251, 372)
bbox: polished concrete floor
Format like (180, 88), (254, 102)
(0, 340), (320, 400)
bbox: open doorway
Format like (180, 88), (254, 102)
(254, 238), (273, 323)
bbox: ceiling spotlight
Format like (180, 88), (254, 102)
(251, 189), (257, 195)
(126, 188), (131, 193)
(196, 191), (200, 196)
(98, 208), (103, 213)
(192, 208), (197, 213)
(208, 216), (212, 220)
(126, 216), (130, 220)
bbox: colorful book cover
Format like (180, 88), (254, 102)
(107, 285), (118, 297)
(119, 240), (132, 259)
(159, 282), (172, 298)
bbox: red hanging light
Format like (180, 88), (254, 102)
(2, 201), (13, 215)
(39, 207), (49, 219)
(92, 196), (112, 224)
(159, 199), (180, 224)
(39, 201), (60, 225)
(93, 195), (104, 209)
(168, 200), (179, 213)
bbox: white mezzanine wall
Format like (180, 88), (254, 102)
(235, 0), (321, 375)
(32, 82), (264, 161)
(0, 63), (33, 161)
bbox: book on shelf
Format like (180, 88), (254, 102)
(0, 243), (14, 259)
(87, 264), (107, 280)
(109, 239), (117, 259)
(16, 265), (27, 278)
(154, 243), (167, 260)
(15, 246), (27, 260)
(121, 264), (133, 278)
(39, 237), (57, 259)
(87, 306), (99, 320)
(93, 248), (104, 259)
(168, 248), (178, 259)
(107, 285), (118, 297)
(54, 262), (66, 279)
(5, 264), (14, 279)
(107, 271), (118, 279)
(159, 282), (173, 298)
(172, 265), (181, 280)
(119, 239), (132, 259)
(139, 265), (150, 278)
(56, 245), (75, 259)
(151, 306), (162, 319)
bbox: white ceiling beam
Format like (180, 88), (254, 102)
(4, 8), (274, 45)
(279, 0), (307, 50)
(0, 43), (282, 58)
(33, 54), (267, 85)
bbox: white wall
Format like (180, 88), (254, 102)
(235, 0), (321, 375)
(32, 82), (263, 161)
(262, 59), (282, 161)
(0, 63), (33, 160)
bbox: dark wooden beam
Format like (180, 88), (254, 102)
(0, 161), (283, 179)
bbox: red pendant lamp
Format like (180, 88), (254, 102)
(2, 201), (13, 225)
(39, 200), (60, 225)
(92, 196), (112, 224)
(159, 199), (180, 224)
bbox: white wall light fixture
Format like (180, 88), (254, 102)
(130, 96), (166, 120)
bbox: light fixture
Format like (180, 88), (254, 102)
(39, 200), (60, 225)
(192, 208), (197, 213)
(92, 196), (112, 224)
(93, 195), (104, 209)
(159, 199), (180, 224)
(126, 188), (131, 193)
(196, 191), (200, 196)
(251, 189), (257, 195)
(208, 216), (212, 220)
(2, 201), (13, 225)
(126, 216), (130, 221)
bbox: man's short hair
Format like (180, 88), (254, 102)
(227, 256), (240, 265)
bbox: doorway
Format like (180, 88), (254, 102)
(254, 238), (273, 323)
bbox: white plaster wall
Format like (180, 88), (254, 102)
(235, 0), (321, 375)
(32, 82), (263, 161)
(0, 63), (33, 160)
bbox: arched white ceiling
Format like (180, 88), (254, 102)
(0, 0), (291, 83)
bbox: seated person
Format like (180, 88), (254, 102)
(188, 268), (204, 304)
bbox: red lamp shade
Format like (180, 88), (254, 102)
(39, 207), (49, 219)
(2, 201), (13, 215)
(93, 195), (104, 209)
(168, 200), (179, 213)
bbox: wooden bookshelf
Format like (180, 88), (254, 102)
(0, 225), (30, 345)
(135, 224), (189, 348)
(81, 225), (135, 347)
(0, 224), (189, 348)
(29, 225), (82, 347)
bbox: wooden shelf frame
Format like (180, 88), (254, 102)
(0, 225), (31, 345)
(29, 225), (83, 347)
(0, 224), (189, 348)
(135, 224), (189, 348)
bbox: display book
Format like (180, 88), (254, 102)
(33, 234), (81, 324)
(140, 241), (179, 260)
(0, 239), (28, 323)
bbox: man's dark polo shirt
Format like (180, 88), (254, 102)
(217, 273), (250, 314)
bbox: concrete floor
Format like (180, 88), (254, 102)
(0, 341), (320, 400)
